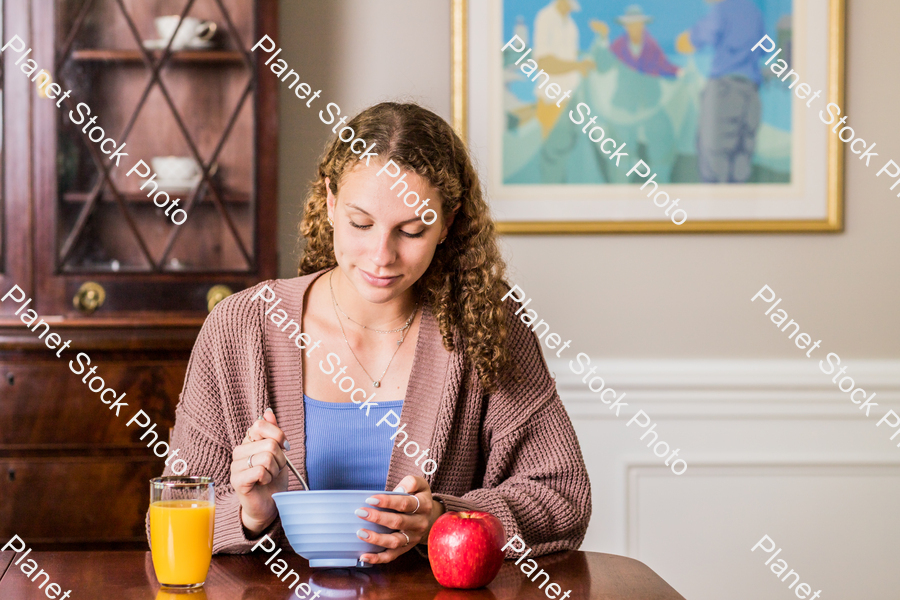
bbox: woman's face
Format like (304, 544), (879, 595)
(325, 161), (452, 304)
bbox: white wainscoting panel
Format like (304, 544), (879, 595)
(555, 359), (900, 599)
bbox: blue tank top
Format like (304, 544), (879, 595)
(303, 394), (404, 491)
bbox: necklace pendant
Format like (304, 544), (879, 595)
(397, 340), (403, 346)
(373, 381), (381, 388)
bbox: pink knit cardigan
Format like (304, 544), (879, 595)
(156, 269), (592, 557)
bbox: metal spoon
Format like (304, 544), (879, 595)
(284, 455), (310, 491)
(257, 414), (309, 491)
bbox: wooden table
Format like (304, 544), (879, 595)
(0, 549), (685, 599)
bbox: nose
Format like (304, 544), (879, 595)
(370, 228), (398, 267)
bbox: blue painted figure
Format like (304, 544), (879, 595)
(677, 0), (767, 183)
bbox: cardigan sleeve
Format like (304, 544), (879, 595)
(435, 296), (592, 559)
(434, 394), (592, 559)
(145, 292), (284, 554)
(161, 397), (283, 555)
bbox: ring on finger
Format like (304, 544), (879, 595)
(410, 495), (421, 514)
(398, 531), (410, 547)
(247, 454), (254, 469)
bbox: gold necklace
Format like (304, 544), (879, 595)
(331, 277), (416, 334)
(329, 270), (417, 388)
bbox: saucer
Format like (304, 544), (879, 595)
(142, 38), (214, 51)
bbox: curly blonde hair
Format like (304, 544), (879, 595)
(298, 102), (512, 392)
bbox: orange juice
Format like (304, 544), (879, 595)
(150, 500), (215, 586)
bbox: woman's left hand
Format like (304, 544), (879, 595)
(356, 475), (445, 564)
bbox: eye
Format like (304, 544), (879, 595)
(350, 219), (424, 239)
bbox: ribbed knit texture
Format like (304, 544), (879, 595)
(303, 394), (403, 491)
(153, 269), (592, 558)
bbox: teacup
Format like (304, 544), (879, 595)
(154, 16), (217, 50)
(152, 156), (201, 184)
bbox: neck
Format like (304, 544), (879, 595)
(330, 267), (417, 331)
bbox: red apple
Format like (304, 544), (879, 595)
(428, 511), (505, 589)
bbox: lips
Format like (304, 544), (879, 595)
(359, 269), (400, 287)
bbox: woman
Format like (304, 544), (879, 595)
(160, 102), (591, 564)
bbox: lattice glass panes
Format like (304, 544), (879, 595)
(55, 0), (257, 273)
(166, 95), (254, 272)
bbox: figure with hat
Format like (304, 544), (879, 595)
(600, 5), (680, 81)
(537, 4), (683, 184)
(588, 5), (682, 116)
(533, 0), (595, 139)
(558, 4), (681, 184)
(676, 0), (767, 183)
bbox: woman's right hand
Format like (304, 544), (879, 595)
(230, 407), (289, 535)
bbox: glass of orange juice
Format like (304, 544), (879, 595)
(150, 476), (215, 589)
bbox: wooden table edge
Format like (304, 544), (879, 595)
(0, 549), (688, 599)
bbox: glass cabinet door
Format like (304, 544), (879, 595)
(30, 0), (276, 318)
(52, 0), (257, 274)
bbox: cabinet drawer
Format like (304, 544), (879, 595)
(0, 358), (186, 446)
(0, 457), (163, 544)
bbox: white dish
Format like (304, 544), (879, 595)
(142, 38), (214, 51)
(185, 39), (215, 49)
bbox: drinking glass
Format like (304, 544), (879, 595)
(150, 477), (215, 589)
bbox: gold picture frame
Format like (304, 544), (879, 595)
(452, 0), (845, 234)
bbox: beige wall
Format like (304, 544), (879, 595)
(277, 0), (900, 359)
(276, 0), (451, 279)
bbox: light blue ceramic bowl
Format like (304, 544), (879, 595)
(272, 490), (410, 568)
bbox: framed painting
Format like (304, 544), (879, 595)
(452, 0), (845, 233)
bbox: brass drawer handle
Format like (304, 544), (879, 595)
(37, 75), (55, 99)
(74, 282), (106, 314)
(207, 285), (233, 313)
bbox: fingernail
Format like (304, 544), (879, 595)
(284, 439), (291, 451)
(365, 497), (380, 506)
(354, 509), (369, 518)
(393, 485), (407, 493)
(356, 529), (369, 540)
(265, 407), (273, 414)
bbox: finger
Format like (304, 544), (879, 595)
(359, 546), (408, 565)
(231, 465), (275, 493)
(230, 452), (281, 483)
(364, 492), (424, 515)
(252, 452), (283, 480)
(233, 437), (284, 461)
(355, 506), (427, 534)
(357, 528), (420, 552)
(392, 475), (426, 495)
(233, 441), (287, 470)
(247, 418), (288, 449)
(263, 407), (278, 426)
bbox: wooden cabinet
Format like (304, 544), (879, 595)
(0, 457), (165, 548)
(0, 0), (278, 549)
